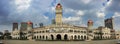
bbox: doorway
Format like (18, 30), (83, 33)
(56, 34), (61, 40)
(64, 34), (68, 40)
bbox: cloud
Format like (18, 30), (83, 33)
(113, 12), (120, 18)
(97, 12), (105, 18)
(76, 10), (84, 16)
(61, 0), (106, 10)
(62, 16), (81, 22)
(14, 0), (31, 12)
(105, 0), (120, 13)
(0, 0), (56, 31)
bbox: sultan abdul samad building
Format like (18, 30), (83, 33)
(11, 3), (118, 41)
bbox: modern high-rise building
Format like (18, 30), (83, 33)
(39, 23), (43, 27)
(20, 22), (27, 31)
(104, 17), (114, 29)
(105, 17), (116, 39)
(13, 23), (18, 31)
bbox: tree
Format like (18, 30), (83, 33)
(0, 32), (3, 39)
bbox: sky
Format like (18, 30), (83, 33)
(0, 0), (120, 32)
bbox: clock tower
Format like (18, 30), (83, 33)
(55, 3), (62, 25)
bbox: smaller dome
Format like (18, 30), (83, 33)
(57, 3), (61, 5)
(88, 19), (93, 23)
(56, 3), (62, 8)
(27, 21), (33, 25)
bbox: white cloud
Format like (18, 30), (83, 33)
(81, 0), (91, 4)
(62, 16), (81, 22)
(14, 0), (31, 12)
(97, 12), (105, 18)
(106, 0), (112, 6)
(76, 10), (84, 16)
(113, 12), (120, 30)
(113, 12), (120, 18)
(114, 17), (120, 30)
(64, 8), (76, 13)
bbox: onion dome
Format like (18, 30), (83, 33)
(27, 21), (33, 25)
(88, 19), (93, 24)
(56, 3), (62, 8)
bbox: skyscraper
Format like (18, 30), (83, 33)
(105, 17), (115, 39)
(104, 17), (114, 29)
(13, 23), (18, 31)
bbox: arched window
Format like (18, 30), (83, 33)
(42, 31), (45, 33)
(84, 36), (86, 39)
(56, 34), (61, 40)
(40, 36), (41, 39)
(37, 36), (38, 39)
(71, 36), (73, 40)
(81, 36), (83, 40)
(81, 31), (83, 33)
(46, 36), (48, 40)
(43, 36), (44, 39)
(74, 35), (77, 40)
(69, 30), (73, 32)
(51, 35), (54, 40)
(64, 34), (68, 40)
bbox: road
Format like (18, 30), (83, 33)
(3, 40), (118, 44)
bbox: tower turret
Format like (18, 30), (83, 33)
(87, 19), (93, 29)
(27, 21), (33, 31)
(55, 3), (62, 25)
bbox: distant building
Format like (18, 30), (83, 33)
(39, 23), (43, 27)
(104, 17), (114, 29)
(52, 19), (56, 24)
(93, 26), (111, 40)
(20, 22), (27, 31)
(4, 30), (8, 33)
(13, 23), (18, 31)
(115, 31), (120, 39)
(104, 17), (115, 39)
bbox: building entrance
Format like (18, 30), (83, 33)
(56, 34), (61, 40)
(64, 34), (68, 40)
(51, 35), (54, 40)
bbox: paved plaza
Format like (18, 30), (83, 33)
(2, 40), (118, 44)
